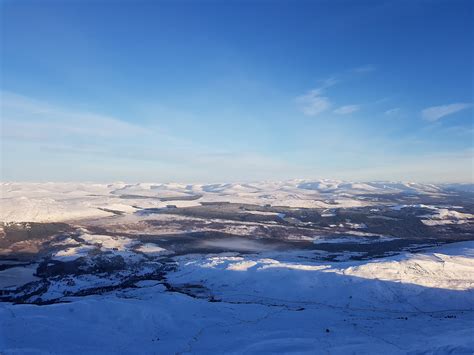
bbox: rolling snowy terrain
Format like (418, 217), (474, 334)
(3, 180), (470, 223)
(1, 181), (473, 353)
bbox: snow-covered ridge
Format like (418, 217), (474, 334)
(391, 204), (474, 225)
(1, 180), (470, 223)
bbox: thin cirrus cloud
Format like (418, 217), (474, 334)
(295, 88), (331, 116)
(421, 103), (472, 121)
(333, 105), (360, 115)
(1, 91), (148, 140)
(296, 69), (371, 117)
(295, 77), (340, 116)
(1, 91), (297, 181)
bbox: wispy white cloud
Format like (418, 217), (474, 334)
(296, 69), (372, 116)
(352, 65), (376, 73)
(421, 103), (472, 121)
(0, 91), (191, 162)
(1, 91), (148, 140)
(333, 105), (360, 115)
(295, 89), (331, 116)
(295, 76), (342, 116)
(1, 91), (301, 182)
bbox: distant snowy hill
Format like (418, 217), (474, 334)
(1, 180), (469, 223)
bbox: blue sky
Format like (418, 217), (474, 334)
(1, 0), (473, 182)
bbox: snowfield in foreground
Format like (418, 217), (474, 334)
(1, 241), (473, 354)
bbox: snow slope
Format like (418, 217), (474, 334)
(1, 241), (473, 354)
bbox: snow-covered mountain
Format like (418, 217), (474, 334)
(1, 181), (473, 353)
(1, 180), (471, 223)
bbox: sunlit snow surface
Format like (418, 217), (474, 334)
(2, 180), (469, 223)
(1, 241), (473, 354)
(0, 181), (473, 353)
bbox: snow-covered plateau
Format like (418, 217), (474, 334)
(0, 181), (473, 354)
(1, 180), (470, 223)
